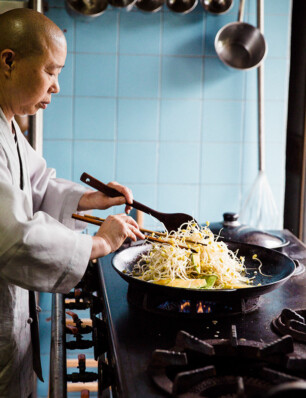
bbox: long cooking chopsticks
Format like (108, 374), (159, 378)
(71, 213), (203, 252)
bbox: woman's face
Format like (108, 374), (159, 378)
(10, 37), (67, 117)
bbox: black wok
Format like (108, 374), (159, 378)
(111, 240), (295, 301)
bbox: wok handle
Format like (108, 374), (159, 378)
(80, 173), (163, 219)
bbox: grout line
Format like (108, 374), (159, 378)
(53, 94), (287, 103)
(197, 11), (206, 222)
(71, 18), (76, 182)
(113, 10), (120, 186)
(238, 62), (249, 213)
(155, 11), (163, 213)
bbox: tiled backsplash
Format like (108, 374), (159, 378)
(43, 0), (292, 231)
(38, 0), (292, 396)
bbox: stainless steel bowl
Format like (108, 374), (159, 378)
(166, 0), (198, 14)
(136, 0), (164, 12)
(65, 0), (108, 19)
(201, 0), (233, 14)
(108, 0), (137, 7)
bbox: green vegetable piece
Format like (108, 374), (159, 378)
(204, 275), (218, 289)
(190, 252), (201, 273)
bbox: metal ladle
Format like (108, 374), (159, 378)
(166, 0), (198, 14)
(201, 0), (233, 14)
(214, 0), (267, 70)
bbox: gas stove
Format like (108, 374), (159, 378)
(49, 230), (306, 398)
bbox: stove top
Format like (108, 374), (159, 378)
(97, 230), (306, 398)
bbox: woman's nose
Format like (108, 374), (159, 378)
(49, 78), (60, 94)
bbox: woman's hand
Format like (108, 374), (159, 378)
(78, 181), (133, 214)
(90, 214), (145, 259)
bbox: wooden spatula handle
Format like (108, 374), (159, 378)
(80, 173), (124, 199)
(80, 172), (165, 222)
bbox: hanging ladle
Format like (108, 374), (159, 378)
(214, 0), (267, 70)
(80, 172), (199, 232)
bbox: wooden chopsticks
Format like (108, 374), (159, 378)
(73, 213), (164, 236)
(72, 213), (201, 252)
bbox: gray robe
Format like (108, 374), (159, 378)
(0, 108), (92, 397)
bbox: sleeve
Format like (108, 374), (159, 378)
(0, 146), (93, 294)
(25, 137), (89, 231)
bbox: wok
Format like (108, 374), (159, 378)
(112, 240), (295, 300)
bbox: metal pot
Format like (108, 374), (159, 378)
(65, 0), (108, 20)
(209, 212), (289, 250)
(201, 0), (233, 14)
(214, 0), (267, 70)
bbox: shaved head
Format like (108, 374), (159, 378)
(0, 8), (66, 59)
(0, 8), (67, 122)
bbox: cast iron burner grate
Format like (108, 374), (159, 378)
(127, 285), (260, 318)
(271, 308), (306, 343)
(148, 326), (306, 398)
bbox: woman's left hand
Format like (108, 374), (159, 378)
(77, 181), (133, 214)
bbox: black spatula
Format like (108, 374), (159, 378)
(81, 172), (199, 232)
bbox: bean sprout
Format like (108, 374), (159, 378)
(130, 221), (253, 289)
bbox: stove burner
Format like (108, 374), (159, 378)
(127, 285), (260, 317)
(271, 308), (306, 343)
(148, 327), (306, 398)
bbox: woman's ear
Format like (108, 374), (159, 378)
(0, 49), (16, 75)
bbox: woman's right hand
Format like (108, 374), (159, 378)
(90, 214), (145, 259)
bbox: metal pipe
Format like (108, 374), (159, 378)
(49, 294), (67, 398)
(28, 111), (43, 156)
(28, 0), (43, 12)
(28, 0), (44, 156)
(257, 0), (265, 172)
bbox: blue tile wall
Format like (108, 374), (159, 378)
(74, 97), (116, 140)
(118, 98), (159, 140)
(160, 99), (202, 141)
(44, 140), (73, 180)
(118, 54), (160, 98)
(44, 96), (73, 139)
(75, 53), (117, 97)
(38, 1), (292, 396)
(119, 12), (161, 54)
(116, 141), (158, 183)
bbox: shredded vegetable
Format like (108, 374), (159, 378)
(130, 221), (253, 289)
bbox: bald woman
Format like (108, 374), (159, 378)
(0, 8), (143, 397)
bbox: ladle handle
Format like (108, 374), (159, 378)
(257, 0), (265, 172)
(257, 0), (264, 33)
(238, 0), (245, 22)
